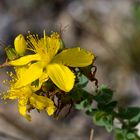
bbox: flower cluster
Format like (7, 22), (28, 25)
(2, 31), (94, 121)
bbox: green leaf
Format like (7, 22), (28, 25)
(75, 99), (91, 110)
(77, 73), (88, 88)
(115, 129), (127, 140)
(115, 129), (138, 140)
(5, 47), (18, 60)
(118, 107), (140, 120)
(98, 101), (117, 112)
(129, 113), (140, 127)
(126, 133), (136, 140)
(86, 108), (97, 116)
(69, 87), (93, 102)
(93, 111), (113, 132)
(72, 87), (94, 111)
(93, 85), (113, 104)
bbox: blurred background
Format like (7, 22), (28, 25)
(0, 0), (139, 140)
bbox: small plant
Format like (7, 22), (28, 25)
(0, 30), (140, 140)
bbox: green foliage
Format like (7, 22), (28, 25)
(77, 73), (88, 88)
(5, 46), (18, 60)
(92, 86), (115, 132)
(75, 99), (92, 110)
(118, 107), (140, 120)
(130, 113), (140, 127)
(69, 85), (93, 102)
(93, 111), (113, 132)
(93, 85), (113, 104)
(73, 83), (140, 140)
(115, 128), (139, 140)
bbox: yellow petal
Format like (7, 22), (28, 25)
(14, 34), (27, 56)
(39, 72), (49, 83)
(52, 47), (94, 67)
(18, 98), (31, 121)
(46, 106), (56, 116)
(16, 62), (43, 88)
(47, 64), (75, 92)
(15, 67), (28, 78)
(9, 54), (41, 66)
(30, 93), (55, 115)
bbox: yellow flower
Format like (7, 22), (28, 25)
(9, 31), (94, 92)
(14, 34), (27, 56)
(3, 67), (56, 121)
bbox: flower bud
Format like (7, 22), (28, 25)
(14, 34), (26, 56)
